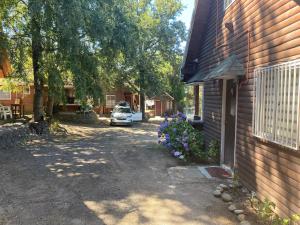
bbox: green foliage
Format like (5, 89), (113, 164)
(232, 172), (240, 193)
(250, 197), (300, 225)
(1, 0), (134, 102)
(112, 0), (186, 101)
(49, 119), (67, 135)
(257, 199), (276, 223)
(159, 114), (206, 161)
(207, 140), (220, 162)
(1, 0), (187, 119)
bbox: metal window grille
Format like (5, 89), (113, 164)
(253, 59), (300, 150)
(106, 95), (116, 108)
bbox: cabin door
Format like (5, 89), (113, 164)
(155, 100), (162, 116)
(223, 79), (237, 168)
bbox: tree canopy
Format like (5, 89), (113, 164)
(0, 0), (186, 120)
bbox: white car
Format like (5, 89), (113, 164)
(110, 106), (133, 126)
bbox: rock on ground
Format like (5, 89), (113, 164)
(221, 193), (233, 202)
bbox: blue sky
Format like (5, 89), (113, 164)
(178, 0), (195, 48)
(179, 0), (195, 30)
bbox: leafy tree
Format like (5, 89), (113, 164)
(113, 0), (186, 119)
(0, 0), (129, 121)
(0, 0), (185, 121)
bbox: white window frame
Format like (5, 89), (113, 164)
(198, 83), (204, 121)
(106, 95), (116, 108)
(0, 90), (11, 100)
(252, 59), (300, 150)
(224, 0), (236, 11)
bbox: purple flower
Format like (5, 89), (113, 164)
(165, 133), (170, 142)
(183, 143), (189, 151)
(173, 151), (182, 157)
(159, 121), (169, 131)
(173, 128), (177, 133)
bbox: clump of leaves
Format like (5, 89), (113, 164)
(250, 197), (300, 225)
(207, 140), (220, 162)
(158, 113), (206, 161)
(257, 199), (276, 223)
(231, 171), (240, 193)
(49, 119), (67, 135)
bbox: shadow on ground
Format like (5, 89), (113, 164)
(0, 122), (237, 225)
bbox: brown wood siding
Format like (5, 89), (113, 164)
(203, 80), (222, 147)
(194, 0), (300, 217)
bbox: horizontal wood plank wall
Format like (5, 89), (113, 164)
(196, 0), (300, 217)
(203, 80), (222, 147)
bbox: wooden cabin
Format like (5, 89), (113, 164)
(182, 0), (300, 218)
(98, 88), (139, 115)
(145, 93), (174, 117)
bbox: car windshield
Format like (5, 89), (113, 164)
(113, 108), (131, 113)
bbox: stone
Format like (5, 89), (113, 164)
(237, 214), (246, 222)
(221, 193), (232, 202)
(219, 184), (228, 190)
(213, 190), (222, 197)
(240, 221), (251, 225)
(234, 209), (244, 215)
(216, 187), (224, 193)
(228, 204), (236, 212)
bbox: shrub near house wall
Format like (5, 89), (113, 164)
(158, 113), (206, 161)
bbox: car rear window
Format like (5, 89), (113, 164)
(113, 108), (131, 113)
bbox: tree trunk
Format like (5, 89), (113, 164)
(46, 95), (54, 118)
(140, 92), (146, 120)
(30, 2), (44, 122)
(139, 69), (146, 120)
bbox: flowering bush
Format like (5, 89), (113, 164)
(158, 112), (206, 161)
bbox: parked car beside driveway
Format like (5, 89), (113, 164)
(110, 106), (133, 126)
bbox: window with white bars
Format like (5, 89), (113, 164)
(106, 95), (116, 108)
(253, 59), (300, 150)
(0, 90), (11, 100)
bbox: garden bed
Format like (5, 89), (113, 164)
(157, 113), (219, 163)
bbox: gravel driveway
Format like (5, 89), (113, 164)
(0, 122), (237, 225)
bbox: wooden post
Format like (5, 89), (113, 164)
(194, 85), (199, 116)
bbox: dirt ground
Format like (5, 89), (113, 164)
(0, 121), (239, 225)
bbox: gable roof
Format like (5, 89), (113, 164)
(181, 0), (211, 81)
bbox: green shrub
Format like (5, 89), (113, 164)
(207, 140), (220, 162)
(158, 113), (206, 161)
